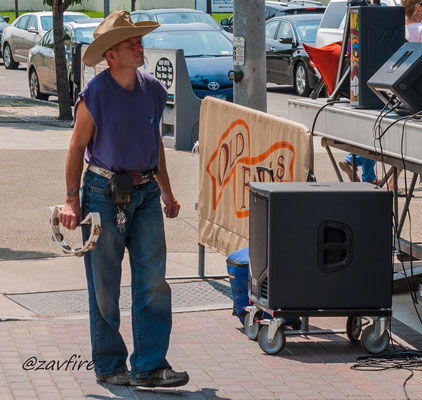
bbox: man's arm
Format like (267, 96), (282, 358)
(155, 139), (180, 219)
(59, 99), (95, 230)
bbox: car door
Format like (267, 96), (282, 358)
(265, 19), (280, 82)
(40, 30), (56, 92)
(22, 15), (43, 60)
(269, 20), (296, 84)
(12, 15), (30, 60)
(33, 30), (50, 91)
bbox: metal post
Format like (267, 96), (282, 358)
(198, 243), (205, 277)
(233, 0), (267, 112)
(325, 145), (344, 182)
(207, 0), (212, 14)
(104, 0), (110, 17)
(393, 167), (399, 229)
(352, 154), (357, 181)
(397, 172), (418, 237)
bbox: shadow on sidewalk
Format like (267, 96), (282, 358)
(0, 247), (57, 260)
(87, 386), (231, 399)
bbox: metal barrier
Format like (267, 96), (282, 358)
(141, 48), (201, 151)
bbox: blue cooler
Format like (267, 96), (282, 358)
(227, 248), (301, 329)
(226, 248), (249, 324)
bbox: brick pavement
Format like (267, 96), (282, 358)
(1, 310), (422, 400)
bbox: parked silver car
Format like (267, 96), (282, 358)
(27, 19), (101, 101)
(1, 11), (88, 69)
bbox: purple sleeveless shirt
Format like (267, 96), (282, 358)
(75, 68), (167, 173)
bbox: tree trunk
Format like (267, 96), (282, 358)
(15, 0), (19, 19)
(131, 0), (136, 12)
(52, 0), (72, 120)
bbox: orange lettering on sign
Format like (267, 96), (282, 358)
(206, 120), (251, 210)
(206, 120), (296, 218)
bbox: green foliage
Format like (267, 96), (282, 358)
(1, 10), (228, 24)
(78, 10), (104, 18)
(212, 13), (232, 23)
(1, 11), (20, 23)
(42, 0), (83, 7)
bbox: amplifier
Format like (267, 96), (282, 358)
(249, 182), (392, 311)
(368, 42), (422, 114)
(349, 5), (405, 108)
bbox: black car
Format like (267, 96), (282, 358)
(0, 15), (10, 58)
(265, 13), (322, 96)
(220, 0), (325, 33)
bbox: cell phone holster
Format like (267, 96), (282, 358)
(109, 173), (133, 205)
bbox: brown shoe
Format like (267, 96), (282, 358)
(131, 367), (189, 388)
(96, 369), (130, 386)
(339, 161), (361, 182)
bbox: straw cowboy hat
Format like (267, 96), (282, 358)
(83, 10), (160, 67)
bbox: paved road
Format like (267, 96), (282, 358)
(0, 59), (301, 115)
(0, 62), (31, 98)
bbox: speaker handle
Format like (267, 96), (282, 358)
(318, 221), (354, 273)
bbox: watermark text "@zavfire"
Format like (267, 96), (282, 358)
(22, 354), (94, 371)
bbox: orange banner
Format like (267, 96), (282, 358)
(199, 97), (312, 256)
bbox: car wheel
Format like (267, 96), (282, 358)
(3, 43), (19, 70)
(295, 61), (311, 97)
(29, 69), (49, 101)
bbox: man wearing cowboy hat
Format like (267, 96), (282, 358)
(59, 11), (188, 388)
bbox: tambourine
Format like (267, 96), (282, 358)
(50, 205), (102, 257)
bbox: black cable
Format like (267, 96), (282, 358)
(310, 100), (350, 137)
(372, 98), (399, 182)
(373, 109), (422, 330)
(399, 117), (421, 314)
(368, 107), (422, 383)
(352, 350), (422, 400)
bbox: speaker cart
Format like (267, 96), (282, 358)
(244, 306), (391, 355)
(247, 181), (393, 355)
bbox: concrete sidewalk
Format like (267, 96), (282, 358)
(2, 95), (422, 399)
(1, 310), (422, 400)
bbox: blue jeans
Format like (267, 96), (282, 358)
(81, 170), (172, 379)
(344, 154), (376, 183)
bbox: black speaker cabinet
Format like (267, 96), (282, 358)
(349, 5), (405, 108)
(249, 182), (392, 311)
(368, 42), (422, 114)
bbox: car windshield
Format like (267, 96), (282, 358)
(155, 12), (221, 30)
(0, 16), (4, 23)
(296, 20), (321, 43)
(74, 26), (96, 43)
(143, 30), (233, 57)
(40, 14), (88, 31)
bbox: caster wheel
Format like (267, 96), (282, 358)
(361, 325), (390, 354)
(346, 316), (362, 342)
(292, 317), (302, 330)
(257, 325), (286, 355)
(243, 310), (262, 341)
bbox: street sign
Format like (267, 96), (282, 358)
(233, 37), (245, 66)
(212, 0), (233, 12)
(142, 50), (177, 104)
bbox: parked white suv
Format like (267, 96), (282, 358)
(315, 0), (401, 48)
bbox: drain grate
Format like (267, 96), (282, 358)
(6, 280), (233, 317)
